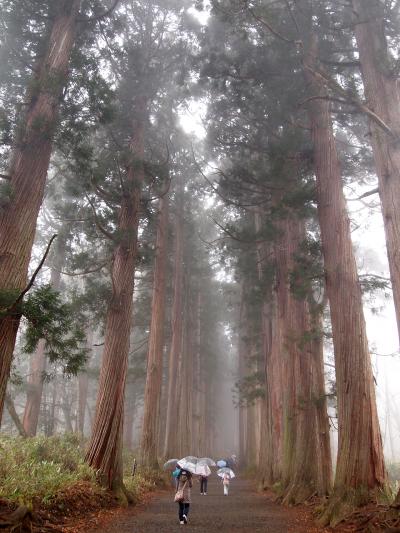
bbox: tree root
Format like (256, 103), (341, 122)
(0, 505), (33, 531)
(317, 485), (400, 530)
(280, 482), (317, 506)
(317, 486), (371, 527)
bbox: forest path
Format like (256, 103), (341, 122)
(87, 477), (333, 533)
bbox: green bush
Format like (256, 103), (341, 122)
(0, 434), (95, 503)
(122, 449), (168, 502)
(388, 462), (400, 482)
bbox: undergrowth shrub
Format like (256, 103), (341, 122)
(122, 449), (168, 501)
(0, 434), (95, 503)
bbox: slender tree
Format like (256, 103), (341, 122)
(85, 92), (148, 495)
(140, 194), (169, 467)
(164, 179), (184, 458)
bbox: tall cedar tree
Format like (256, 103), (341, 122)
(0, 0), (118, 421)
(302, 25), (386, 523)
(163, 178), (184, 458)
(350, 0), (400, 342)
(85, 93), (147, 494)
(140, 193), (169, 467)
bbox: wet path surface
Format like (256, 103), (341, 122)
(88, 477), (330, 533)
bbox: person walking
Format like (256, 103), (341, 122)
(222, 472), (230, 495)
(199, 474), (208, 495)
(174, 469), (192, 524)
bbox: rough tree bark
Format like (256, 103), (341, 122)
(191, 290), (202, 456)
(0, 0), (80, 421)
(179, 280), (194, 456)
(237, 286), (248, 467)
(304, 35), (386, 524)
(163, 180), (184, 459)
(85, 95), (147, 495)
(351, 0), (400, 343)
(140, 195), (169, 467)
(276, 213), (331, 503)
(253, 211), (278, 487)
(310, 304), (332, 496)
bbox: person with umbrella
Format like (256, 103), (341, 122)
(175, 469), (192, 524)
(222, 472), (230, 495)
(198, 458), (214, 495)
(217, 467), (235, 496)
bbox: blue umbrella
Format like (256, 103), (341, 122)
(172, 467), (181, 478)
(217, 459), (227, 468)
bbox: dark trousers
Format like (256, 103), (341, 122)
(200, 478), (208, 493)
(178, 502), (190, 521)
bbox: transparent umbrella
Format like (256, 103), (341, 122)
(182, 455), (199, 464)
(163, 458), (179, 471)
(217, 467), (235, 479)
(194, 463), (211, 477)
(177, 458), (197, 474)
(198, 457), (216, 467)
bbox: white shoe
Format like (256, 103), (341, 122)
(183, 514), (188, 524)
(180, 521), (184, 525)
(204, 492), (207, 495)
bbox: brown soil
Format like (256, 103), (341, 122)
(0, 481), (118, 532)
(3, 477), (394, 532)
(86, 477), (337, 533)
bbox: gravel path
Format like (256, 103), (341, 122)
(88, 477), (332, 533)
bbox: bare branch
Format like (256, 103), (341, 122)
(85, 195), (117, 242)
(303, 64), (395, 137)
(347, 187), (379, 201)
(210, 216), (269, 244)
(3, 235), (58, 316)
(59, 259), (110, 277)
(246, 4), (296, 44)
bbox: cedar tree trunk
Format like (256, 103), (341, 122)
(86, 96), (147, 493)
(276, 213), (330, 503)
(0, 0), (80, 420)
(304, 37), (386, 521)
(352, 0), (400, 343)
(163, 180), (184, 459)
(140, 195), (169, 467)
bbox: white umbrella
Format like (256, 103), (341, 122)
(195, 463), (211, 477)
(177, 458), (197, 474)
(217, 467), (235, 479)
(198, 457), (216, 467)
(182, 455), (199, 464)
